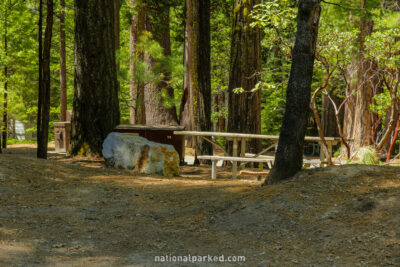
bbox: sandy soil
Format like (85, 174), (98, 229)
(0, 144), (400, 266)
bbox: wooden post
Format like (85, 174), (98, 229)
(240, 138), (246, 157)
(232, 138), (238, 179)
(319, 141), (325, 162)
(211, 160), (216, 179)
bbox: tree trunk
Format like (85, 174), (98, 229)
(37, 0), (43, 155)
(180, 22), (193, 145)
(70, 0), (120, 156)
(59, 0), (67, 122)
(2, 1), (8, 149)
(114, 0), (120, 108)
(343, 0), (376, 153)
(135, 0), (146, 124)
(228, 0), (262, 154)
(264, 0), (321, 184)
(141, 2), (178, 125)
(322, 93), (339, 137)
(129, 0), (137, 124)
(37, 0), (53, 159)
(183, 0), (213, 158)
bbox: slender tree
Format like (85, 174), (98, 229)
(135, 0), (146, 124)
(59, 0), (67, 121)
(180, 0), (213, 159)
(264, 0), (321, 184)
(70, 0), (120, 156)
(129, 0), (137, 124)
(227, 0), (262, 154)
(115, 0), (120, 110)
(37, 0), (54, 159)
(37, 0), (43, 155)
(2, 0), (8, 149)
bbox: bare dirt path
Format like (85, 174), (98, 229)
(1, 144), (400, 266)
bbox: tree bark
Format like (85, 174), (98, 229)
(59, 0), (67, 122)
(343, 0), (376, 153)
(264, 0), (321, 184)
(141, 2), (178, 125)
(114, 0), (120, 108)
(37, 0), (43, 156)
(183, 0), (213, 159)
(135, 0), (146, 124)
(321, 93), (339, 137)
(228, 0), (262, 154)
(129, 0), (137, 124)
(2, 1), (8, 149)
(70, 0), (120, 156)
(37, 0), (53, 159)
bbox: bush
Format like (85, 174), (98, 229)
(6, 139), (37, 145)
(357, 146), (378, 165)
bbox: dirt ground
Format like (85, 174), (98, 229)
(1, 144), (400, 266)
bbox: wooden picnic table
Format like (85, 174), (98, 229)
(173, 131), (342, 178)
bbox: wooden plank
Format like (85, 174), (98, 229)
(239, 170), (269, 176)
(244, 153), (275, 159)
(117, 124), (185, 131)
(173, 130), (341, 142)
(197, 155), (275, 163)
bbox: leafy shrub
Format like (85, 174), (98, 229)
(357, 146), (378, 165)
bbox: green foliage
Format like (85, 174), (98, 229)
(1, 0), (400, 147)
(7, 138), (36, 145)
(0, 0), (75, 141)
(210, 2), (232, 127)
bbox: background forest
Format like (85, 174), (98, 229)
(0, 0), (399, 161)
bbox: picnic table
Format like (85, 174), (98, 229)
(173, 131), (342, 179)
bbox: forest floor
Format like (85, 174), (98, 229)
(0, 144), (400, 266)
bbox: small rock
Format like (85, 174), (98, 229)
(52, 243), (65, 248)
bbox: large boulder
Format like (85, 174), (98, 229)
(102, 132), (179, 176)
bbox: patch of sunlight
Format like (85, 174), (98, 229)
(379, 180), (400, 189)
(88, 175), (258, 189)
(44, 256), (121, 267)
(0, 242), (33, 259)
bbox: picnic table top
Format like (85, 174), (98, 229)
(115, 124), (185, 131)
(173, 131), (341, 142)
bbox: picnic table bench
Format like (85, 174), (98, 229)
(173, 131), (342, 179)
(197, 155), (274, 179)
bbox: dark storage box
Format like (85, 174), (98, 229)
(113, 124), (185, 163)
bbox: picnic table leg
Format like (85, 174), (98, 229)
(211, 160), (217, 179)
(240, 138), (246, 157)
(328, 142), (333, 159)
(319, 141), (326, 163)
(232, 138), (238, 179)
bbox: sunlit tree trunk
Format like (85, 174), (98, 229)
(343, 0), (377, 154)
(59, 0), (67, 121)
